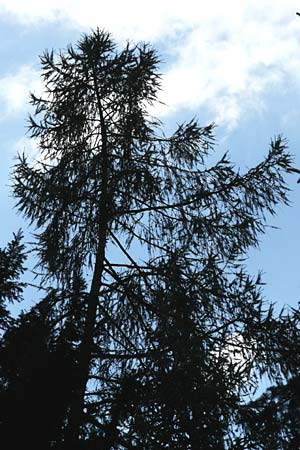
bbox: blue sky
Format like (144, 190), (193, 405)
(0, 0), (299, 313)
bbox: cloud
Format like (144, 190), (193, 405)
(0, 65), (41, 118)
(153, 2), (300, 126)
(14, 136), (39, 159)
(1, 1), (300, 127)
(13, 135), (57, 173)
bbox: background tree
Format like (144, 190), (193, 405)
(2, 29), (300, 448)
(0, 231), (26, 330)
(239, 374), (300, 449)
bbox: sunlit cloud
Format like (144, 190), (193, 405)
(14, 136), (39, 160)
(0, 65), (41, 118)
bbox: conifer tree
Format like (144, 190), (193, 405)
(0, 231), (26, 330)
(3, 29), (300, 449)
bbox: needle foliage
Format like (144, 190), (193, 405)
(1, 29), (300, 449)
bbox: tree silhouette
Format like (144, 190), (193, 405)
(1, 29), (300, 449)
(0, 231), (26, 330)
(240, 375), (300, 449)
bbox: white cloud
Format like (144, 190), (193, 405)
(1, 1), (300, 126)
(13, 135), (57, 172)
(14, 136), (39, 159)
(0, 65), (41, 118)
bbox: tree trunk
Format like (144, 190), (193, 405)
(64, 72), (109, 447)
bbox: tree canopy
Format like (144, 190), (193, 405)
(1, 29), (300, 449)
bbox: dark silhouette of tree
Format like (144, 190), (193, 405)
(0, 231), (26, 330)
(1, 29), (300, 449)
(239, 375), (300, 449)
(0, 305), (74, 448)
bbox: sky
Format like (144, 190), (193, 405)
(0, 0), (299, 312)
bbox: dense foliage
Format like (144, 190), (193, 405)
(1, 29), (300, 449)
(0, 231), (26, 329)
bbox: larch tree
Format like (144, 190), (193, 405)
(1, 29), (300, 449)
